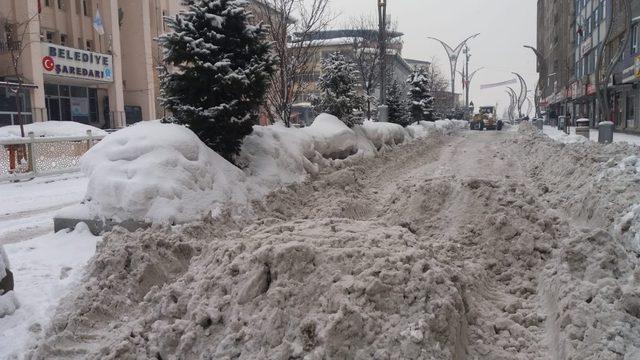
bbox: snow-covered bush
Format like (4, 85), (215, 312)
(80, 121), (250, 224)
(158, 0), (276, 161)
(313, 52), (365, 127)
(386, 80), (411, 127)
(0, 245), (18, 318)
(407, 68), (434, 122)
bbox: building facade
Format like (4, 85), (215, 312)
(537, 0), (640, 132)
(0, 0), (183, 128)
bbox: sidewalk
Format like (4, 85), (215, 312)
(543, 125), (640, 146)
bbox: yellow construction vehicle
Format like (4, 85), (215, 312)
(470, 106), (502, 130)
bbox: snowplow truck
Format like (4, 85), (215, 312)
(470, 106), (499, 130)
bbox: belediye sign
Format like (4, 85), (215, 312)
(41, 44), (113, 83)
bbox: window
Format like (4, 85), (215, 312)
(58, 0), (65, 10)
(631, 24), (638, 55)
(77, 37), (82, 48)
(46, 31), (55, 43)
(75, 0), (81, 14)
(627, 95), (635, 121)
(83, 0), (90, 17)
(45, 0), (52, 6)
(85, 39), (93, 51)
(60, 33), (68, 46)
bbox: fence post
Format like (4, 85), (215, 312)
(27, 131), (35, 175)
(86, 129), (93, 151)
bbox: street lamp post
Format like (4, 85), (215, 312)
(377, 0), (388, 122)
(512, 72), (528, 119)
(428, 33), (480, 111)
(523, 45), (545, 118)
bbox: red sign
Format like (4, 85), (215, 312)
(42, 56), (55, 71)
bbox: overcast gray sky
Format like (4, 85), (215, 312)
(331, 0), (538, 114)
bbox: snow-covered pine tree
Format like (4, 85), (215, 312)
(313, 52), (364, 127)
(407, 68), (435, 122)
(158, 0), (276, 161)
(386, 80), (411, 127)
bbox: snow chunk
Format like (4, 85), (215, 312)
(0, 121), (107, 139)
(305, 113), (358, 159)
(80, 121), (249, 224)
(360, 120), (406, 150)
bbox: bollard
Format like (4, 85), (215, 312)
(535, 118), (544, 131)
(598, 121), (614, 144)
(377, 105), (388, 122)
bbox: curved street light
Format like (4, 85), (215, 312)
(512, 72), (528, 118)
(428, 33), (480, 110)
(523, 45), (545, 118)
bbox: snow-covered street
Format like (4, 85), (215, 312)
(22, 125), (640, 359)
(0, 174), (100, 358)
(0, 174), (88, 245)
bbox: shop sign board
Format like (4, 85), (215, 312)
(41, 43), (113, 83)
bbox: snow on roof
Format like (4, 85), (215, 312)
(0, 121), (107, 139)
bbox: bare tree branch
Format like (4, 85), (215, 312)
(1, 11), (40, 137)
(255, 0), (333, 127)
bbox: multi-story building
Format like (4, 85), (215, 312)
(537, 0), (640, 132)
(0, 0), (309, 129)
(0, 0), (187, 128)
(291, 29), (415, 103)
(537, 0), (575, 122)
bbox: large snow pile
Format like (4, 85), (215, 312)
(80, 121), (250, 224)
(0, 121), (107, 139)
(73, 114), (466, 225)
(0, 245), (19, 319)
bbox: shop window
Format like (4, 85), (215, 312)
(59, 85), (70, 97)
(44, 84), (59, 96)
(627, 95), (635, 120)
(70, 86), (87, 98)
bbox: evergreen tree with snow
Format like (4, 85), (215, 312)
(313, 52), (365, 127)
(386, 80), (411, 127)
(407, 68), (434, 122)
(158, 0), (276, 161)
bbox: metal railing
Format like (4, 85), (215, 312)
(0, 130), (105, 182)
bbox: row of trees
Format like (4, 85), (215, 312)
(160, 0), (447, 163)
(313, 52), (437, 128)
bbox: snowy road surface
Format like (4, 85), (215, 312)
(0, 174), (88, 245)
(20, 127), (640, 359)
(0, 174), (99, 358)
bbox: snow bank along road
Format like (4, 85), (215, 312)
(29, 125), (640, 359)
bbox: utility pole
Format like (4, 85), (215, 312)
(428, 33), (480, 112)
(377, 0), (388, 121)
(464, 45), (470, 108)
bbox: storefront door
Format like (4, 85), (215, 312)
(44, 84), (98, 124)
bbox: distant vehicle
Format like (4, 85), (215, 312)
(470, 106), (501, 131)
(290, 103), (316, 127)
